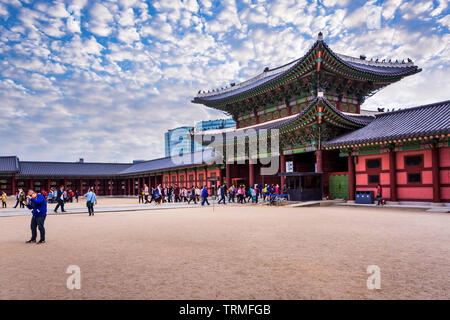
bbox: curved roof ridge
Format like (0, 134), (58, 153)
(19, 160), (132, 165)
(335, 52), (415, 68)
(195, 39), (319, 99)
(320, 97), (374, 126)
(321, 41), (420, 76)
(374, 99), (450, 118)
(323, 100), (450, 147)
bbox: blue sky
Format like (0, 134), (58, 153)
(0, 0), (448, 162)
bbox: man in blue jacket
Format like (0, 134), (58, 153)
(83, 187), (97, 216)
(25, 189), (47, 244)
(201, 186), (210, 206)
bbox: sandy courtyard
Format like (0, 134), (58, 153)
(0, 205), (449, 300)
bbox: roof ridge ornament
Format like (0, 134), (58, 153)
(317, 32), (323, 41)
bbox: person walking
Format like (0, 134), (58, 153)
(154, 185), (161, 205)
(201, 186), (210, 206)
(83, 187), (97, 216)
(1, 191), (7, 208)
(251, 187), (258, 203)
(75, 190), (79, 203)
(187, 186), (197, 204)
(228, 185), (235, 203)
(25, 189), (47, 244)
(218, 184), (226, 204)
(13, 188), (25, 208)
(47, 190), (53, 203)
(195, 186), (200, 202)
(54, 186), (66, 213)
(149, 187), (155, 203)
(144, 184), (150, 204)
(138, 188), (144, 203)
(376, 183), (383, 206)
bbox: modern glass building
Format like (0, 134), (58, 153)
(194, 119), (236, 131)
(165, 119), (235, 156)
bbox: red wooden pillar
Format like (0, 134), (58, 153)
(12, 174), (16, 196)
(30, 178), (34, 190)
(226, 163), (231, 187)
(431, 145), (441, 203)
(185, 169), (188, 187)
(110, 178), (113, 196)
(95, 179), (98, 194)
(64, 179), (67, 190)
(154, 175), (157, 187)
(79, 179), (83, 194)
(47, 179), (50, 193)
(348, 154), (355, 201)
(132, 178), (135, 196)
(316, 150), (323, 173)
(194, 167), (198, 187)
(204, 166), (208, 191)
(218, 167), (222, 187)
(249, 161), (254, 188)
(389, 150), (397, 202)
(280, 154), (286, 194)
(148, 175), (151, 189)
(176, 171), (180, 187)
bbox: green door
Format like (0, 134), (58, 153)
(329, 174), (349, 199)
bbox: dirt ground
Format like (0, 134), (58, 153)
(0, 205), (449, 300)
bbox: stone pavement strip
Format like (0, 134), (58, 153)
(0, 201), (251, 217)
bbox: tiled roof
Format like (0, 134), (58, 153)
(120, 149), (223, 175)
(266, 97), (374, 130)
(193, 37), (420, 104)
(201, 97), (375, 143)
(0, 156), (19, 172)
(324, 100), (450, 147)
(18, 161), (132, 177)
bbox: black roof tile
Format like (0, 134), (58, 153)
(0, 156), (19, 172)
(120, 150), (223, 175)
(324, 100), (450, 147)
(18, 161), (132, 177)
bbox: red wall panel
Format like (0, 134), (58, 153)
(439, 147), (450, 167)
(397, 187), (433, 200)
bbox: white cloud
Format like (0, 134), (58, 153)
(0, 0), (447, 162)
(88, 3), (114, 37)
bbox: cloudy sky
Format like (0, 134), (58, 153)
(0, 0), (448, 163)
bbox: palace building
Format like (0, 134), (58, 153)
(1, 33), (449, 203)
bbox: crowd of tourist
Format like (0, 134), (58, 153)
(135, 183), (281, 206)
(3, 183), (282, 212)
